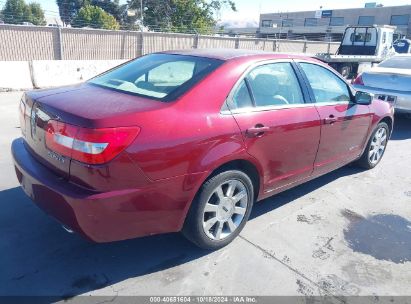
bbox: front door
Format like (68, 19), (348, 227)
(227, 62), (321, 192)
(297, 62), (372, 175)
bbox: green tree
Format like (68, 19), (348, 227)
(28, 2), (46, 25)
(56, 0), (123, 26)
(72, 4), (120, 29)
(1, 0), (46, 25)
(2, 0), (30, 24)
(91, 0), (123, 21)
(127, 0), (236, 34)
(56, 0), (89, 26)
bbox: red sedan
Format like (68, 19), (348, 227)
(12, 49), (394, 249)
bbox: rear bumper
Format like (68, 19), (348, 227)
(354, 85), (411, 113)
(12, 138), (196, 242)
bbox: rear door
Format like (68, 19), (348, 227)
(226, 61), (321, 192)
(296, 61), (372, 175)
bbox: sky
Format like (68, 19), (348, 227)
(17, 0), (411, 26)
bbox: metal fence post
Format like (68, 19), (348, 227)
(235, 36), (240, 49)
(193, 33), (199, 49)
(303, 41), (307, 53)
(56, 26), (64, 60)
(327, 42), (331, 54)
(273, 39), (278, 52)
(121, 31), (127, 59)
(139, 30), (144, 56)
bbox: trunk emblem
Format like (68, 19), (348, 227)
(47, 150), (65, 164)
(30, 105), (50, 139)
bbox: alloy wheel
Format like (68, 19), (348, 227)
(368, 126), (387, 165)
(202, 179), (249, 241)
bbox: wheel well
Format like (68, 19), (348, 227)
(209, 160), (261, 200)
(380, 117), (393, 134)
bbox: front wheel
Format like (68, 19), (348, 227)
(356, 122), (389, 169)
(182, 170), (254, 250)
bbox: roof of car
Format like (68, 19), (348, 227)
(160, 48), (310, 61)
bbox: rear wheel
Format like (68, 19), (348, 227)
(182, 170), (254, 250)
(356, 122), (389, 169)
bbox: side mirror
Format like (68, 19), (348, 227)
(355, 91), (373, 105)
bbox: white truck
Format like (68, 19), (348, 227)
(316, 25), (397, 78)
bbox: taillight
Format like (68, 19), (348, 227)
(46, 120), (140, 165)
(19, 98), (26, 136)
(352, 74), (364, 85)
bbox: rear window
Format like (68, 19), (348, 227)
(89, 54), (223, 101)
(350, 32), (372, 43)
(378, 56), (411, 69)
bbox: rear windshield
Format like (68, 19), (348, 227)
(89, 54), (223, 101)
(378, 56), (411, 69)
(350, 32), (372, 43)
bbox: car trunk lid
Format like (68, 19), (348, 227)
(22, 83), (170, 179)
(362, 67), (411, 93)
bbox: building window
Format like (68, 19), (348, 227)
(358, 16), (375, 25)
(261, 20), (272, 27)
(282, 19), (293, 27)
(329, 17), (344, 26)
(390, 14), (410, 26)
(304, 18), (318, 26)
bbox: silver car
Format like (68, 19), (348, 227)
(353, 55), (411, 115)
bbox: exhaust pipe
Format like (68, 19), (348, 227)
(62, 225), (74, 234)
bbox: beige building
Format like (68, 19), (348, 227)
(259, 4), (411, 40)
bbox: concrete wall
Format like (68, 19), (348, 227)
(31, 60), (127, 88)
(0, 25), (339, 91)
(0, 61), (33, 91)
(0, 60), (126, 91)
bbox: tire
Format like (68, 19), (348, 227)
(182, 170), (254, 250)
(356, 122), (390, 169)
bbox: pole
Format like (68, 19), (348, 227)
(140, 0), (144, 25)
(57, 25), (63, 60)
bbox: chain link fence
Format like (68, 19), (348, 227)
(0, 24), (340, 61)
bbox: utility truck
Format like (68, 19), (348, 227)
(316, 25), (397, 78)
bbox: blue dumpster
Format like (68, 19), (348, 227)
(394, 39), (411, 53)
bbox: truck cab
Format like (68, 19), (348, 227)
(317, 25), (398, 79)
(338, 25), (396, 58)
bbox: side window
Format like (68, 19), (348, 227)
(246, 63), (304, 107)
(231, 80), (253, 109)
(299, 63), (351, 103)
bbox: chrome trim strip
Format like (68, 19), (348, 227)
(221, 102), (317, 115)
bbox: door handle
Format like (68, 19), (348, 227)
(246, 125), (270, 137)
(324, 115), (337, 125)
